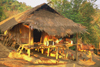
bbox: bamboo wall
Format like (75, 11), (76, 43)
(9, 23), (33, 44)
(8, 23), (49, 45)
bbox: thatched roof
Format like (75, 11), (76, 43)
(0, 3), (86, 36)
(0, 9), (29, 31)
(0, 18), (18, 31)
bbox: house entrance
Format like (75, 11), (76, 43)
(33, 29), (42, 42)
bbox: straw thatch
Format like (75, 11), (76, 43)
(0, 9), (29, 31)
(23, 9), (86, 36)
(0, 3), (86, 36)
(0, 18), (18, 31)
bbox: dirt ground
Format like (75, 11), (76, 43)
(0, 41), (100, 67)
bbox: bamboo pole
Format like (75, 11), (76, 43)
(38, 48), (39, 52)
(28, 25), (31, 56)
(47, 48), (50, 57)
(76, 33), (78, 61)
(56, 47), (58, 60)
(66, 46), (69, 59)
(41, 49), (44, 54)
(29, 25), (31, 46)
(27, 49), (30, 56)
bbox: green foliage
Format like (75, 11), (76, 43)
(0, 6), (3, 21)
(0, 0), (32, 21)
(0, 0), (32, 35)
(69, 45), (76, 50)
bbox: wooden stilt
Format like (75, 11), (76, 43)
(28, 25), (31, 57)
(29, 26), (31, 47)
(47, 48), (50, 57)
(56, 47), (58, 60)
(63, 47), (64, 53)
(66, 46), (69, 59)
(41, 49), (44, 54)
(38, 48), (39, 52)
(56, 47), (59, 63)
(27, 49), (30, 56)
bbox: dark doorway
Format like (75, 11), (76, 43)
(33, 29), (42, 42)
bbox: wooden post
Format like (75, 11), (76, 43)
(56, 47), (58, 60)
(63, 47), (64, 53)
(47, 47), (50, 57)
(76, 33), (78, 61)
(29, 25), (31, 46)
(66, 46), (69, 59)
(27, 49), (30, 57)
(38, 48), (39, 52)
(28, 25), (31, 57)
(41, 49), (44, 54)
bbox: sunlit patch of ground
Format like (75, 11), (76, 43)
(8, 51), (67, 64)
(78, 59), (95, 66)
(0, 58), (83, 67)
(0, 42), (100, 67)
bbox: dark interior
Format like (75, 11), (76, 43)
(33, 29), (42, 42)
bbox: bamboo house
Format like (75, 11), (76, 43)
(0, 3), (87, 60)
(0, 3), (86, 45)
